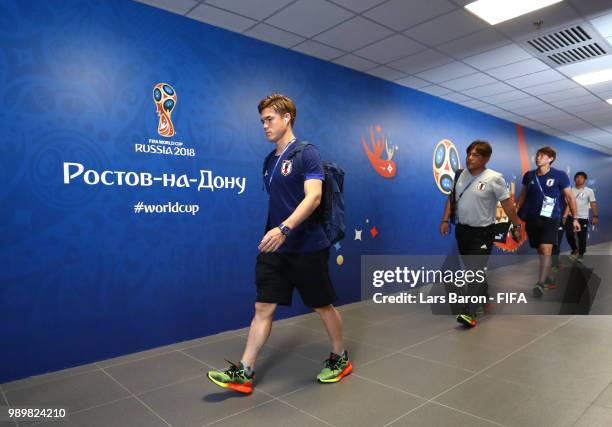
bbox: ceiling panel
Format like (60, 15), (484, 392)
(461, 81), (516, 98)
(188, 3), (257, 32)
(590, 11), (612, 38)
(204, 0), (293, 21)
(551, 94), (603, 109)
(486, 58), (550, 80)
(538, 87), (591, 103)
(364, 0), (456, 31)
(570, 0), (612, 19)
(403, 9), (487, 46)
(439, 92), (472, 103)
(496, 96), (546, 110)
(136, 0), (198, 14)
(564, 101), (611, 114)
(475, 105), (506, 114)
(387, 49), (453, 74)
(463, 43), (532, 71)
(506, 69), (566, 89)
(314, 16), (393, 51)
(518, 104), (560, 115)
(332, 54), (378, 71)
(494, 2), (581, 40)
(292, 40), (344, 60)
(265, 0), (353, 37)
(459, 99), (490, 109)
(415, 61), (476, 83)
(439, 72), (497, 91)
(366, 66), (406, 81)
(395, 76), (432, 89)
(328, 0), (387, 13)
(244, 23), (305, 48)
(354, 34), (425, 63)
(418, 85), (454, 96)
(481, 90), (530, 104)
(522, 79), (582, 96)
(436, 28), (509, 58)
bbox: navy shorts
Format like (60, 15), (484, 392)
(525, 217), (561, 248)
(255, 248), (336, 308)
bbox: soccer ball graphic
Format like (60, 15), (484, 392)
(433, 139), (460, 195)
(153, 83), (177, 137)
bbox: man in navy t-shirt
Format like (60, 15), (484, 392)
(207, 94), (351, 394)
(517, 146), (580, 297)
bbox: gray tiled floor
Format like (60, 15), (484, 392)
(2, 242), (612, 426)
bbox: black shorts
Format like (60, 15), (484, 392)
(255, 248), (337, 308)
(525, 217), (561, 248)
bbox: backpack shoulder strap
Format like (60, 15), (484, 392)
(451, 168), (464, 197)
(286, 140), (313, 160)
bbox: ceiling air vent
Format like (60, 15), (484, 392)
(524, 25), (608, 67)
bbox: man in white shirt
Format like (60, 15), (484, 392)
(564, 171), (598, 262)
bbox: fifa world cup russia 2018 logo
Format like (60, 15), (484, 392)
(153, 83), (177, 137)
(433, 139), (460, 195)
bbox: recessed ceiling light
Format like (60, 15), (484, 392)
(572, 68), (612, 86)
(607, 99), (612, 105)
(465, 0), (563, 25)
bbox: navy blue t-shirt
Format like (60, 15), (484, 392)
(520, 168), (570, 220)
(263, 141), (329, 253)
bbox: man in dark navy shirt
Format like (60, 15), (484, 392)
(517, 146), (580, 297)
(207, 94), (351, 394)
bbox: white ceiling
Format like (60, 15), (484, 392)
(134, 0), (612, 155)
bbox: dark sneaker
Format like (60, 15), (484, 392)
(544, 276), (557, 290)
(456, 313), (477, 328)
(317, 351), (352, 383)
(207, 360), (254, 394)
(533, 282), (544, 297)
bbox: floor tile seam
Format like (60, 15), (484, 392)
(357, 328), (457, 368)
(274, 398), (337, 427)
(98, 364), (173, 427)
(427, 401), (508, 427)
(382, 315), (576, 426)
(0, 366), (102, 394)
(477, 372), (608, 407)
(569, 403), (601, 427)
(202, 386), (312, 426)
(203, 397), (278, 426)
(350, 373), (431, 401)
(395, 351), (477, 374)
(26, 395), (134, 426)
(175, 349), (219, 371)
(0, 386), (18, 427)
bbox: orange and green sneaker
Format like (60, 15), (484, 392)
(317, 351), (352, 383)
(207, 360), (254, 394)
(456, 313), (477, 328)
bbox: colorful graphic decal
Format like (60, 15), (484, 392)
(361, 125), (397, 178)
(493, 125), (529, 252)
(433, 139), (460, 195)
(153, 83), (177, 137)
(494, 178), (527, 252)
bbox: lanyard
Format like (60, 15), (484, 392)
(456, 170), (483, 202)
(268, 138), (296, 187)
(533, 170), (546, 196)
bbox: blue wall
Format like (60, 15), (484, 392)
(1, 0), (610, 383)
